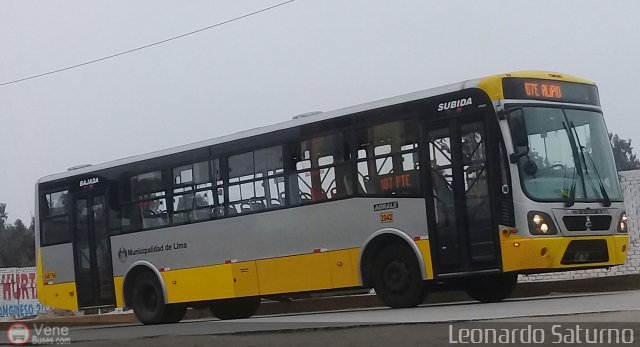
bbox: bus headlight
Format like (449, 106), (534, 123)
(527, 211), (557, 235)
(618, 212), (629, 233)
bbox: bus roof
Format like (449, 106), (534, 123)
(37, 70), (593, 184)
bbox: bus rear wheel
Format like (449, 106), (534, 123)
(372, 244), (426, 308)
(466, 273), (517, 303)
(209, 297), (261, 320)
(131, 272), (186, 324)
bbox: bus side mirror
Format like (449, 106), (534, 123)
(506, 108), (530, 163)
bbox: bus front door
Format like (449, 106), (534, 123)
(72, 191), (116, 309)
(424, 116), (501, 275)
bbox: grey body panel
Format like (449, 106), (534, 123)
(40, 243), (76, 283)
(111, 198), (428, 277)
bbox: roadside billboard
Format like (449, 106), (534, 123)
(0, 267), (48, 319)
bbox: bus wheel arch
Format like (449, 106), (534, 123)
(360, 230), (427, 308)
(123, 262), (185, 324)
(123, 262), (168, 308)
(359, 229), (427, 288)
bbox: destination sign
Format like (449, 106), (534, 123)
(502, 78), (600, 106)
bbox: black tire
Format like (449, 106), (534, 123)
(372, 243), (426, 308)
(131, 272), (186, 324)
(161, 304), (187, 324)
(466, 273), (518, 303)
(209, 297), (261, 320)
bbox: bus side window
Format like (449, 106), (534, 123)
(171, 160), (221, 224)
(40, 190), (70, 245)
(289, 132), (351, 205)
(121, 170), (168, 232)
(227, 146), (285, 214)
(356, 120), (420, 195)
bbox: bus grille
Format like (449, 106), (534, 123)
(562, 215), (612, 231)
(560, 239), (609, 265)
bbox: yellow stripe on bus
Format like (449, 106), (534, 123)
(162, 263), (238, 303)
(415, 239), (435, 280)
(38, 281), (78, 311)
(53, 243), (434, 308)
(113, 276), (124, 307)
(500, 234), (628, 272)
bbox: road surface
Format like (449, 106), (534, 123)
(3, 290), (640, 346)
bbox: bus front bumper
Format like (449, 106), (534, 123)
(500, 233), (629, 273)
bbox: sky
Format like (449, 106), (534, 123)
(1, 0), (640, 222)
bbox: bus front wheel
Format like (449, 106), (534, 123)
(372, 244), (426, 308)
(209, 297), (261, 320)
(466, 273), (518, 303)
(131, 272), (186, 324)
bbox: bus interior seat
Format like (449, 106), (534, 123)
(240, 203), (252, 213)
(343, 175), (353, 196)
(142, 214), (166, 228)
(251, 200), (266, 211)
(172, 212), (189, 225)
(192, 208), (211, 221)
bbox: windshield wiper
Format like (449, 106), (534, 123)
(565, 165), (577, 207)
(562, 120), (585, 207)
(569, 120), (611, 207)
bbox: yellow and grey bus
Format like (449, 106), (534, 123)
(35, 71), (629, 324)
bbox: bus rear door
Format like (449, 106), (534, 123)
(72, 188), (116, 309)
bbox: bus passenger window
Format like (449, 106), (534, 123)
(172, 160), (221, 224)
(40, 190), (70, 245)
(355, 120), (420, 195)
(289, 133), (352, 205)
(227, 146), (285, 214)
(121, 171), (168, 232)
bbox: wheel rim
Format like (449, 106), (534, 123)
(138, 283), (159, 312)
(383, 259), (411, 293)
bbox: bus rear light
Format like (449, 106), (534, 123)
(313, 248), (327, 253)
(527, 211), (558, 235)
(159, 267), (171, 272)
(224, 259), (238, 264)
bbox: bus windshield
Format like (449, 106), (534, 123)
(511, 106), (622, 203)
